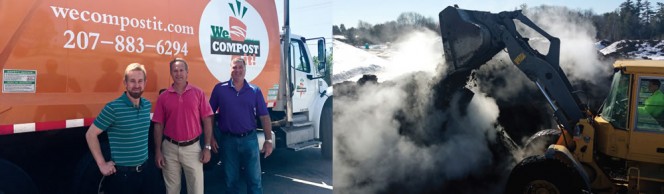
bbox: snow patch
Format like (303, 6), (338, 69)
(599, 40), (664, 60)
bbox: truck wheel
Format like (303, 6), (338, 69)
(71, 153), (103, 194)
(72, 140), (110, 194)
(320, 98), (333, 160)
(0, 159), (38, 194)
(505, 155), (585, 194)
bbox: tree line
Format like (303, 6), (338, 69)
(333, 0), (664, 46)
(595, 0), (664, 40)
(333, 12), (439, 46)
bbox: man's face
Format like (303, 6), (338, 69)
(231, 60), (246, 81)
(649, 81), (660, 93)
(124, 70), (145, 99)
(170, 61), (188, 84)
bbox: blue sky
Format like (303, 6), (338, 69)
(333, 0), (664, 27)
(270, 0), (664, 52)
(276, 0), (333, 42)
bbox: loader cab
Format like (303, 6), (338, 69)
(628, 74), (664, 164)
(597, 61), (664, 165)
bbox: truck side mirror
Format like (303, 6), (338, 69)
(317, 39), (327, 74)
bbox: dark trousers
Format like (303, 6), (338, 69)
(104, 168), (146, 194)
(221, 132), (263, 194)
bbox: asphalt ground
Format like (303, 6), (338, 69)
(0, 127), (332, 194)
(202, 147), (333, 194)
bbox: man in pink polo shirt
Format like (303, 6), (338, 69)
(152, 58), (214, 194)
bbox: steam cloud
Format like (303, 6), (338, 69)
(522, 6), (613, 111)
(380, 30), (444, 80)
(521, 6), (611, 85)
(476, 6), (611, 102)
(333, 5), (611, 194)
(334, 29), (510, 194)
(473, 5), (612, 142)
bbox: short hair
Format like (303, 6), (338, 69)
(648, 79), (661, 88)
(232, 58), (246, 67)
(124, 63), (146, 81)
(169, 58), (188, 71)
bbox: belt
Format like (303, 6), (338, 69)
(115, 163), (144, 173)
(164, 136), (199, 146)
(222, 130), (255, 137)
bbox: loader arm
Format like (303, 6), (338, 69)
(438, 6), (585, 134)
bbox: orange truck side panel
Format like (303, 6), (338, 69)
(0, 0), (281, 129)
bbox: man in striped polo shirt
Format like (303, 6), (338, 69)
(85, 63), (152, 194)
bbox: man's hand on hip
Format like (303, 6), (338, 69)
(98, 161), (116, 176)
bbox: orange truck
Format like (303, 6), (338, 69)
(0, 0), (332, 193)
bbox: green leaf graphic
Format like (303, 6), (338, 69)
(228, 3), (236, 16)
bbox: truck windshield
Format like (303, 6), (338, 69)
(600, 71), (631, 129)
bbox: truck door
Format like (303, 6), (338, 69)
(629, 76), (664, 163)
(288, 38), (315, 113)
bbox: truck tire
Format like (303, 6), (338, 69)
(71, 145), (165, 194)
(320, 98), (333, 159)
(0, 159), (38, 194)
(505, 155), (585, 194)
(71, 153), (104, 194)
(72, 139), (111, 194)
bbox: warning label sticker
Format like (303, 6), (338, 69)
(3, 69), (37, 93)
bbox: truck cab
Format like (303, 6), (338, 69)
(274, 34), (332, 156)
(288, 35), (329, 113)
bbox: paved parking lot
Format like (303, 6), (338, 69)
(203, 147), (333, 194)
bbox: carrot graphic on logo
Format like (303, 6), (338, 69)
(297, 78), (306, 97)
(228, 0), (256, 65)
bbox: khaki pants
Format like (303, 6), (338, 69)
(162, 140), (204, 194)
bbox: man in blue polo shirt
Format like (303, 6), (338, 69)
(209, 58), (273, 194)
(85, 63), (152, 194)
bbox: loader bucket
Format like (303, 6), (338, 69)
(434, 6), (505, 111)
(438, 6), (503, 71)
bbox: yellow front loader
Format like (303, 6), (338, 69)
(439, 6), (664, 194)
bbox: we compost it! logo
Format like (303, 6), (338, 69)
(199, 0), (269, 82)
(296, 78), (307, 97)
